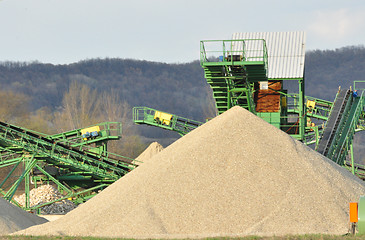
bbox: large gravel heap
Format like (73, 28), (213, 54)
(15, 106), (365, 238)
(14, 185), (76, 214)
(0, 197), (47, 235)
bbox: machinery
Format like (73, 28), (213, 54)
(133, 106), (203, 136)
(133, 32), (365, 180)
(0, 121), (139, 211)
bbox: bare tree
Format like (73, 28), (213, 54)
(0, 90), (30, 124)
(99, 90), (145, 157)
(54, 81), (101, 132)
(53, 82), (146, 158)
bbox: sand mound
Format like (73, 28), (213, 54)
(136, 142), (164, 164)
(15, 106), (365, 238)
(0, 197), (47, 235)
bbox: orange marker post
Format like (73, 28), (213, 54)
(350, 202), (358, 223)
(350, 202), (358, 235)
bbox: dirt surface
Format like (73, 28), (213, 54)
(0, 197), (47, 235)
(14, 106), (365, 238)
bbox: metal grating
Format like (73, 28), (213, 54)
(232, 31), (306, 79)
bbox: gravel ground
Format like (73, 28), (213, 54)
(0, 197), (47, 235)
(14, 106), (365, 238)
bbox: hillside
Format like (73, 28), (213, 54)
(305, 45), (365, 101)
(0, 59), (211, 120)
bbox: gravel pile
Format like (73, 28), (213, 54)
(15, 106), (365, 238)
(136, 142), (164, 165)
(0, 197), (47, 235)
(14, 185), (76, 214)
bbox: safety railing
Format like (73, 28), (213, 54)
(200, 39), (268, 68)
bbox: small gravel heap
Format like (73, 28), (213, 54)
(15, 106), (365, 238)
(14, 185), (76, 214)
(0, 197), (47, 235)
(136, 142), (164, 165)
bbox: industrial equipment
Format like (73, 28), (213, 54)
(199, 34), (365, 177)
(133, 32), (365, 180)
(0, 121), (138, 212)
(133, 106), (203, 136)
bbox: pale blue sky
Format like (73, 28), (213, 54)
(0, 0), (364, 64)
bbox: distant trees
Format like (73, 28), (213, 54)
(53, 81), (101, 131)
(52, 81), (145, 158)
(0, 89), (30, 124)
(305, 45), (365, 101)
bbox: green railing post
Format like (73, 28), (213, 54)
(350, 143), (355, 175)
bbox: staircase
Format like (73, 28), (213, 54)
(200, 39), (268, 115)
(202, 61), (267, 115)
(202, 64), (230, 114)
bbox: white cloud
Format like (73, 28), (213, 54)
(308, 8), (365, 41)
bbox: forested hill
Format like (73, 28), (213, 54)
(305, 45), (365, 101)
(0, 45), (364, 152)
(0, 59), (211, 122)
(1, 45), (364, 113)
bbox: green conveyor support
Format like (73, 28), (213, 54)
(133, 106), (203, 136)
(328, 95), (362, 162)
(358, 196), (365, 234)
(316, 89), (365, 178)
(0, 120), (137, 210)
(286, 94), (333, 122)
(0, 122), (134, 178)
(48, 122), (122, 147)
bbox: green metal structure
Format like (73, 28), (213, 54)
(198, 39), (365, 177)
(133, 106), (203, 136)
(200, 39), (306, 142)
(133, 38), (365, 181)
(200, 39), (268, 115)
(0, 121), (138, 211)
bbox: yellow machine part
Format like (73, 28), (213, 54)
(306, 99), (316, 109)
(81, 126), (101, 140)
(281, 96), (287, 108)
(154, 111), (173, 126)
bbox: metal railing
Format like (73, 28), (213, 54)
(200, 39), (268, 68)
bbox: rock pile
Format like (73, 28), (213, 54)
(136, 142), (164, 165)
(14, 185), (76, 214)
(15, 107), (365, 238)
(0, 197), (47, 235)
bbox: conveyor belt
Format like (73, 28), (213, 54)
(0, 121), (135, 181)
(317, 89), (351, 155)
(133, 107), (204, 136)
